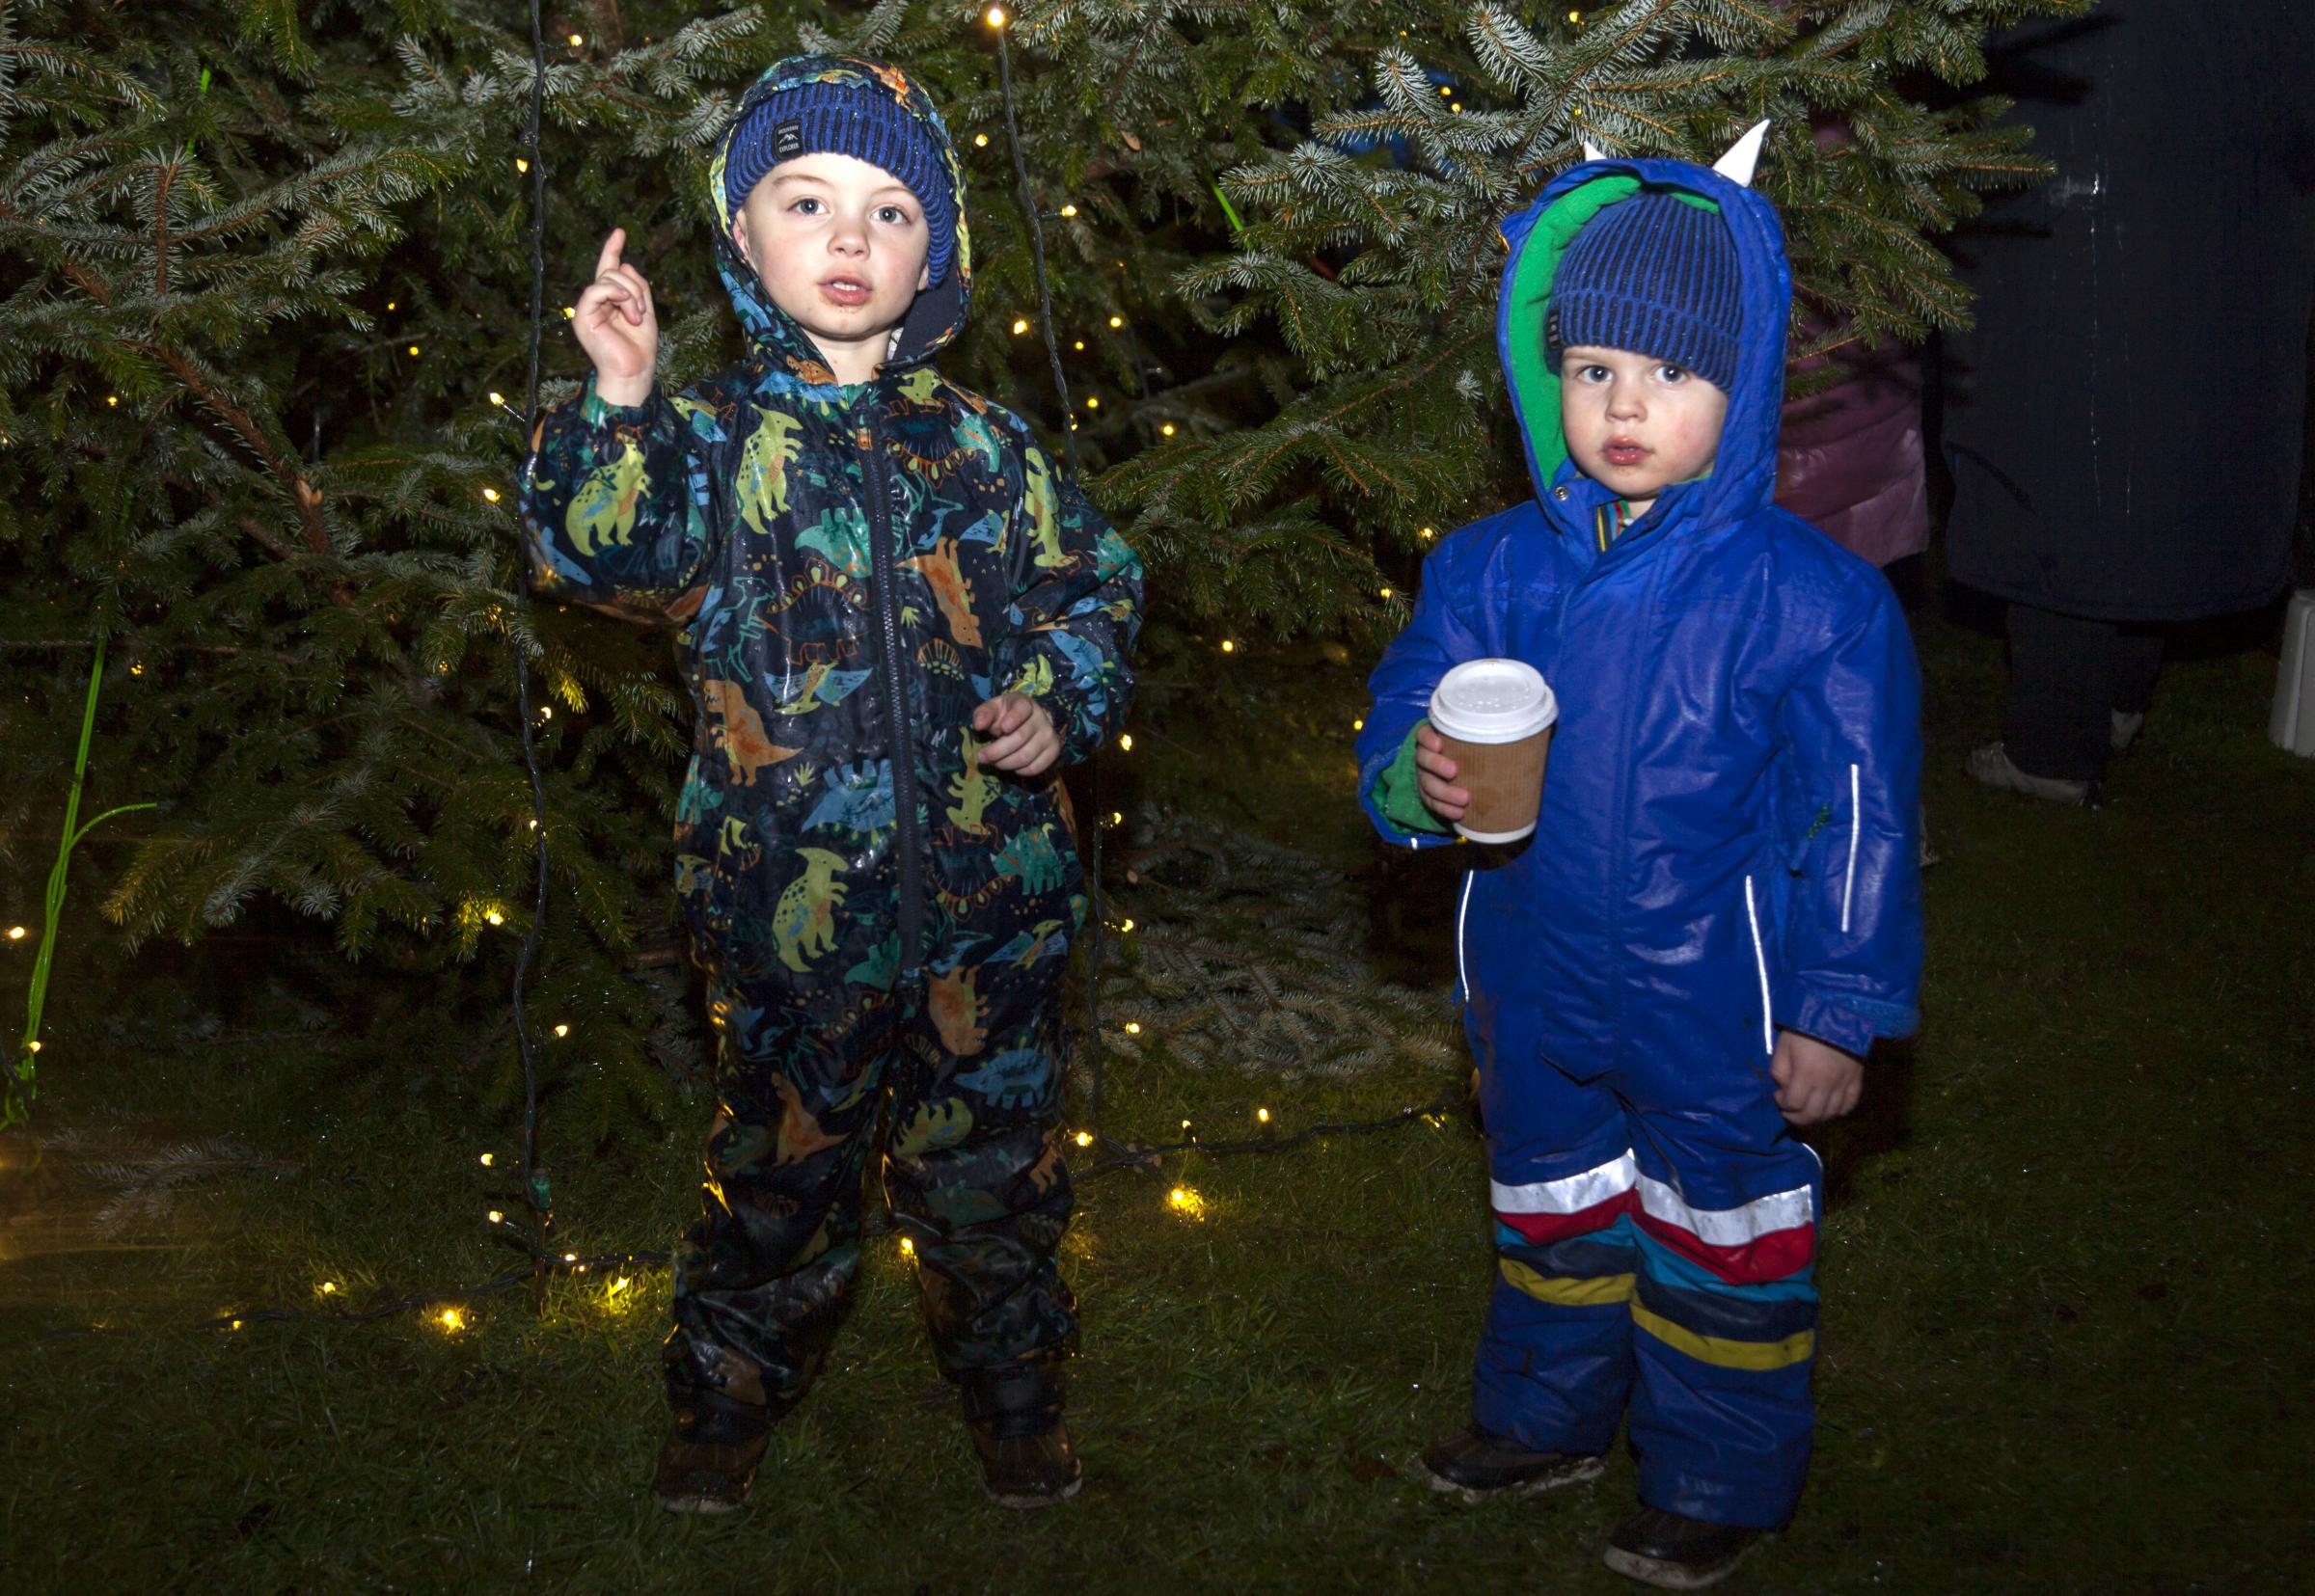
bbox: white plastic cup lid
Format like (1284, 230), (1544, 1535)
(1430, 658), (1557, 744)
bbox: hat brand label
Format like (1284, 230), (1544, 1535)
(772, 119), (804, 158)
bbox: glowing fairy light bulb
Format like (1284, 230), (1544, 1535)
(478, 1152), (494, 1167)
(1219, 638), (1235, 653)
(1420, 526), (1435, 539)
(439, 1308), (465, 1331)
(1161, 423), (1175, 436)
(567, 33), (584, 47)
(7, 928), (24, 940)
(488, 392), (505, 406)
(1119, 918), (1135, 933)
(1074, 339), (1086, 351)
(1353, 717), (1366, 731)
(563, 1253), (578, 1263)
(1060, 203), (1078, 218)
(480, 487), (500, 503)
(484, 909), (504, 926)
(899, 1236), (915, 1257)
(612, 1276), (631, 1292)
(1108, 811), (1122, 825)
(1124, 1020), (1142, 1035)
(1168, 1187), (1207, 1218)
(1379, 586), (1395, 600)
(515, 159), (528, 174)
(106, 394), (119, 407)
(1084, 394), (1099, 409)
(985, 7), (1008, 30)
(319, 1282), (337, 1294)
(1012, 317), (1029, 335)
(554, 1023), (569, 1038)
(1108, 314), (1124, 329)
(487, 1209), (504, 1224)
(1075, 1131), (1094, 1148)
(561, 306), (575, 319)
(1257, 1107), (1271, 1123)
(974, 133), (989, 149)
(1118, 733), (1133, 751)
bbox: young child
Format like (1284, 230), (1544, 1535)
(1357, 134), (1922, 1589)
(518, 56), (1141, 1515)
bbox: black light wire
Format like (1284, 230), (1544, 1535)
(33, 15), (1462, 1344)
(993, 19), (1109, 1138)
(508, 0), (555, 1267)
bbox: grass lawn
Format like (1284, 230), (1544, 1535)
(3, 604), (2310, 1593)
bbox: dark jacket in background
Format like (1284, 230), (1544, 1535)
(1943, 3), (2315, 621)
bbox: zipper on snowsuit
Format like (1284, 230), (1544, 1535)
(861, 409), (926, 977)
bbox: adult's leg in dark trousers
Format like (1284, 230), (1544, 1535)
(2111, 624), (2165, 719)
(885, 960), (1077, 1378)
(664, 980), (902, 1418)
(2002, 602), (2116, 782)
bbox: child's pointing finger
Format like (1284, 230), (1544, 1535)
(594, 227), (628, 279)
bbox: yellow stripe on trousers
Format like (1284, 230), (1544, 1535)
(1631, 1302), (1816, 1371)
(1500, 1258), (1635, 1307)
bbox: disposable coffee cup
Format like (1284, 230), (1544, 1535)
(1430, 659), (1558, 844)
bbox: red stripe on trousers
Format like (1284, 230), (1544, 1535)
(1633, 1210), (1815, 1285)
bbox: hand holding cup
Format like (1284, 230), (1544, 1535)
(1415, 724), (1472, 822)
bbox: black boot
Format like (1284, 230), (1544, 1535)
(959, 1362), (1081, 1507)
(1418, 1421), (1605, 1503)
(1602, 1505), (1761, 1589)
(652, 1390), (777, 1515)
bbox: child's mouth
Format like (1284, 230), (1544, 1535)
(1602, 439), (1649, 468)
(820, 278), (873, 308)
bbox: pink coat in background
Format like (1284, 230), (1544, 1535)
(1774, 338), (1929, 571)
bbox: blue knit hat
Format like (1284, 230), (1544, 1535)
(721, 68), (958, 288)
(1549, 191), (1741, 392)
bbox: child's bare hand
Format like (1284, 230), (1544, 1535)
(1771, 1031), (1863, 1124)
(970, 692), (1060, 777)
(575, 228), (658, 407)
(1414, 723), (1471, 822)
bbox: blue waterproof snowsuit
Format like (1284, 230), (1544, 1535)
(1357, 158), (1923, 1528)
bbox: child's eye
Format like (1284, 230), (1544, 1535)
(1657, 364), (1689, 383)
(875, 204), (914, 226)
(789, 197), (824, 216)
(1578, 365), (1610, 383)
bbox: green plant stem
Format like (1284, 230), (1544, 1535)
(9, 643), (156, 1131)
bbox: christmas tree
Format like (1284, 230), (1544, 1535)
(1, 0), (2078, 1132)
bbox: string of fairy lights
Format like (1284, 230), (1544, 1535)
(19, 7), (1463, 1345)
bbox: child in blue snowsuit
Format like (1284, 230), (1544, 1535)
(1358, 136), (1922, 1588)
(519, 58), (1140, 1515)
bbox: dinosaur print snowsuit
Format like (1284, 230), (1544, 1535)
(518, 58), (1141, 1420)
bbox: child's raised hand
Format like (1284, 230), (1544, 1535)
(970, 692), (1061, 777)
(574, 228), (658, 407)
(1414, 723), (1472, 822)
(1770, 1031), (1864, 1124)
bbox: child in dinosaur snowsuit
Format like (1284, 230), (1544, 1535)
(1357, 134), (1921, 1589)
(518, 56), (1141, 1514)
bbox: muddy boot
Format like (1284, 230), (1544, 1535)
(1418, 1420), (1605, 1503)
(1602, 1505), (1761, 1589)
(960, 1363), (1081, 1507)
(652, 1390), (776, 1515)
